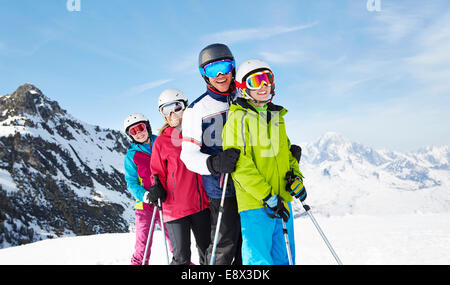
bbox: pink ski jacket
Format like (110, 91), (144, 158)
(150, 126), (209, 222)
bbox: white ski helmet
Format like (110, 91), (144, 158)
(158, 88), (188, 113)
(235, 59), (275, 100)
(123, 113), (151, 133)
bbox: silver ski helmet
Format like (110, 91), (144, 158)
(158, 88), (188, 114)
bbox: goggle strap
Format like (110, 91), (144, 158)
(235, 81), (247, 89)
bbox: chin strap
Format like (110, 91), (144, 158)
(244, 89), (275, 104)
(248, 97), (272, 105)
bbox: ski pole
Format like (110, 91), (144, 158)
(157, 198), (170, 265)
(142, 206), (158, 265)
(282, 219), (294, 265)
(298, 200), (343, 265)
(210, 173), (229, 265)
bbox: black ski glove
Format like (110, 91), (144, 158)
(206, 148), (241, 174)
(144, 175), (167, 204)
(262, 194), (290, 223)
(290, 144), (302, 163)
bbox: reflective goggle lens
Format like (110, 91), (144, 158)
(200, 60), (235, 78)
(246, 71), (274, 89)
(128, 122), (146, 136)
(160, 101), (185, 117)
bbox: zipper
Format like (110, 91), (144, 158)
(241, 113), (248, 155)
(195, 174), (202, 210)
(268, 112), (282, 196)
(171, 171), (175, 201)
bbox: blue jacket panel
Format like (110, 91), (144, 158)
(181, 87), (237, 198)
(123, 135), (157, 204)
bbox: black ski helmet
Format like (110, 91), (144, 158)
(198, 43), (236, 92)
(199, 43), (234, 68)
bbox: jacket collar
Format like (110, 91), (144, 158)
(206, 86), (237, 103)
(234, 97), (286, 114)
(161, 126), (181, 138)
(129, 135), (156, 154)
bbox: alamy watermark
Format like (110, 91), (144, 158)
(67, 0), (81, 12)
(367, 0), (381, 12)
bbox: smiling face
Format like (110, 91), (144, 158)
(208, 72), (233, 93)
(248, 84), (271, 106)
(129, 125), (149, 143)
(164, 110), (183, 127)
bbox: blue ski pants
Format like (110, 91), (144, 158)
(239, 202), (295, 265)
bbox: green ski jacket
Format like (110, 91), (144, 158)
(222, 97), (303, 213)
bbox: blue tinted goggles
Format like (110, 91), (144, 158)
(199, 59), (235, 78)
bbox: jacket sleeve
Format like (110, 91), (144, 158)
(124, 151), (147, 202)
(287, 138), (303, 179)
(180, 106), (212, 175)
(222, 110), (272, 201)
(149, 138), (168, 189)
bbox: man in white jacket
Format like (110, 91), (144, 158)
(181, 43), (242, 265)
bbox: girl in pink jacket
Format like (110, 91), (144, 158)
(123, 113), (172, 265)
(150, 88), (211, 265)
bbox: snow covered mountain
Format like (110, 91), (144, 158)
(0, 84), (133, 249)
(297, 132), (450, 216)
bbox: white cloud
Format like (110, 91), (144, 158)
(367, 3), (428, 43)
(123, 79), (173, 97)
(403, 11), (450, 94)
(287, 91), (450, 152)
(203, 22), (319, 45)
(168, 52), (198, 74)
(259, 50), (307, 64)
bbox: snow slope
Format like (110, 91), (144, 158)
(0, 212), (449, 265)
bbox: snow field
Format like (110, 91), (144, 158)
(0, 213), (448, 265)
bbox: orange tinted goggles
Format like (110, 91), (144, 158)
(128, 122), (146, 136)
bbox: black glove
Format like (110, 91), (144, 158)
(206, 148), (241, 174)
(143, 175), (167, 204)
(263, 194), (290, 223)
(290, 144), (302, 163)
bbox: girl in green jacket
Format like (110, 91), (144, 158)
(222, 59), (307, 265)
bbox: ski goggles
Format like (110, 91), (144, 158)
(159, 101), (185, 117)
(128, 122), (147, 136)
(199, 59), (235, 78)
(236, 70), (274, 90)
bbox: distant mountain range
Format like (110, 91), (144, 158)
(1, 84), (449, 249)
(299, 132), (450, 216)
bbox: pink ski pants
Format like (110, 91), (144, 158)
(131, 204), (173, 265)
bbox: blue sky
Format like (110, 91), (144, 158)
(1, 0), (449, 151)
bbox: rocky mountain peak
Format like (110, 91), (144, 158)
(0, 83), (66, 123)
(0, 84), (132, 249)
